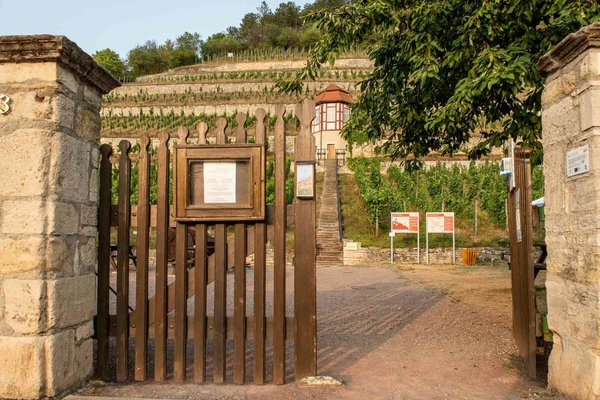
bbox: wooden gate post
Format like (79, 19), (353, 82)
(294, 99), (318, 378)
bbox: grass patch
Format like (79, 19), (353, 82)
(339, 173), (510, 248)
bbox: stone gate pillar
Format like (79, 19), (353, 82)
(538, 23), (600, 399)
(0, 36), (119, 398)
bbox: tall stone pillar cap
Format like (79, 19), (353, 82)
(0, 34), (120, 94)
(538, 23), (600, 77)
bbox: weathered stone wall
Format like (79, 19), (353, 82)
(342, 241), (510, 266)
(0, 35), (119, 399)
(538, 23), (600, 399)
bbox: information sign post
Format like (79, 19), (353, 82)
(390, 212), (420, 263)
(425, 212), (455, 264)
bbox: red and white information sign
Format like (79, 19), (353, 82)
(425, 212), (456, 264)
(426, 212), (455, 233)
(391, 212), (419, 234)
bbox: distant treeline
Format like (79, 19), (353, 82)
(93, 0), (347, 80)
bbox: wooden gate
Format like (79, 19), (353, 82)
(506, 148), (536, 378)
(95, 100), (317, 384)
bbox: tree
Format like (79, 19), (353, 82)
(172, 32), (202, 67)
(279, 0), (600, 168)
(92, 48), (126, 78)
(128, 40), (172, 77)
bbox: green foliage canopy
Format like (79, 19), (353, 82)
(92, 48), (126, 78)
(279, 0), (600, 169)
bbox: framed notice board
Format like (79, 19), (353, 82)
(174, 144), (265, 222)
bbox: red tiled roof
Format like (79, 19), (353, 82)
(314, 84), (353, 105)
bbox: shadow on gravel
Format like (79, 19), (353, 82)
(316, 280), (444, 384)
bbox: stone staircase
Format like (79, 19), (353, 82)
(317, 159), (343, 266)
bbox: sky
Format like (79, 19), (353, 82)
(0, 0), (306, 57)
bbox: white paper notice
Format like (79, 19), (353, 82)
(204, 162), (237, 204)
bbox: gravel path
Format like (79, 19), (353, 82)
(75, 264), (559, 399)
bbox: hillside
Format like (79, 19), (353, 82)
(100, 56), (373, 139)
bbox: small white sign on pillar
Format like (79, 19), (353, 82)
(425, 212), (455, 264)
(566, 144), (590, 178)
(390, 212), (420, 263)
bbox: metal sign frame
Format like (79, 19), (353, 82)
(425, 212), (455, 264)
(389, 212), (420, 263)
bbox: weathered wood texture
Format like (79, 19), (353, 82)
(507, 148), (536, 379)
(95, 106), (316, 384)
(294, 99), (318, 379)
(273, 104), (287, 385)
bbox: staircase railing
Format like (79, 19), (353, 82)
(335, 160), (343, 242)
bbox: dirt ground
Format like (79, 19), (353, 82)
(71, 263), (563, 400)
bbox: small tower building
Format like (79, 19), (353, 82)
(312, 84), (352, 161)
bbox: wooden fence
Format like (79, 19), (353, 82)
(95, 102), (317, 384)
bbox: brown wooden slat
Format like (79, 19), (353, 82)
(198, 122), (208, 144)
(213, 223), (227, 383)
(507, 148), (536, 379)
(116, 140), (132, 382)
(253, 222), (267, 384)
(134, 135), (151, 382)
(174, 222), (188, 382)
(294, 99), (318, 379)
(235, 112), (247, 144)
(273, 104), (287, 384)
(233, 223), (247, 384)
(253, 108), (267, 384)
(96, 144), (113, 380)
(216, 117), (227, 145)
(107, 315), (295, 341)
(154, 131), (170, 382)
(194, 224), (208, 383)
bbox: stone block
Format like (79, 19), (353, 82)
(3, 279), (47, 334)
(45, 329), (93, 397)
(80, 204), (97, 226)
(0, 199), (78, 235)
(0, 62), (58, 84)
(75, 106), (101, 141)
(89, 167), (98, 202)
(49, 132), (91, 203)
(0, 236), (46, 277)
(548, 336), (600, 399)
(0, 129), (52, 197)
(46, 236), (76, 277)
(0, 335), (45, 399)
(581, 88), (600, 132)
(47, 274), (96, 330)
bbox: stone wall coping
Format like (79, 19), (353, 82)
(538, 23), (600, 77)
(0, 35), (120, 94)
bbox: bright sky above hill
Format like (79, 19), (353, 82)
(0, 0), (305, 57)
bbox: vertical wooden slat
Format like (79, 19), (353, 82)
(216, 117), (228, 145)
(174, 222), (189, 382)
(294, 99), (318, 379)
(154, 131), (170, 381)
(213, 223), (227, 383)
(193, 224), (208, 383)
(198, 122), (208, 145)
(273, 104), (287, 384)
(174, 127), (190, 383)
(233, 223), (247, 384)
(253, 108), (267, 384)
(135, 135), (151, 382)
(96, 144), (113, 380)
(235, 112), (247, 144)
(116, 140), (132, 382)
